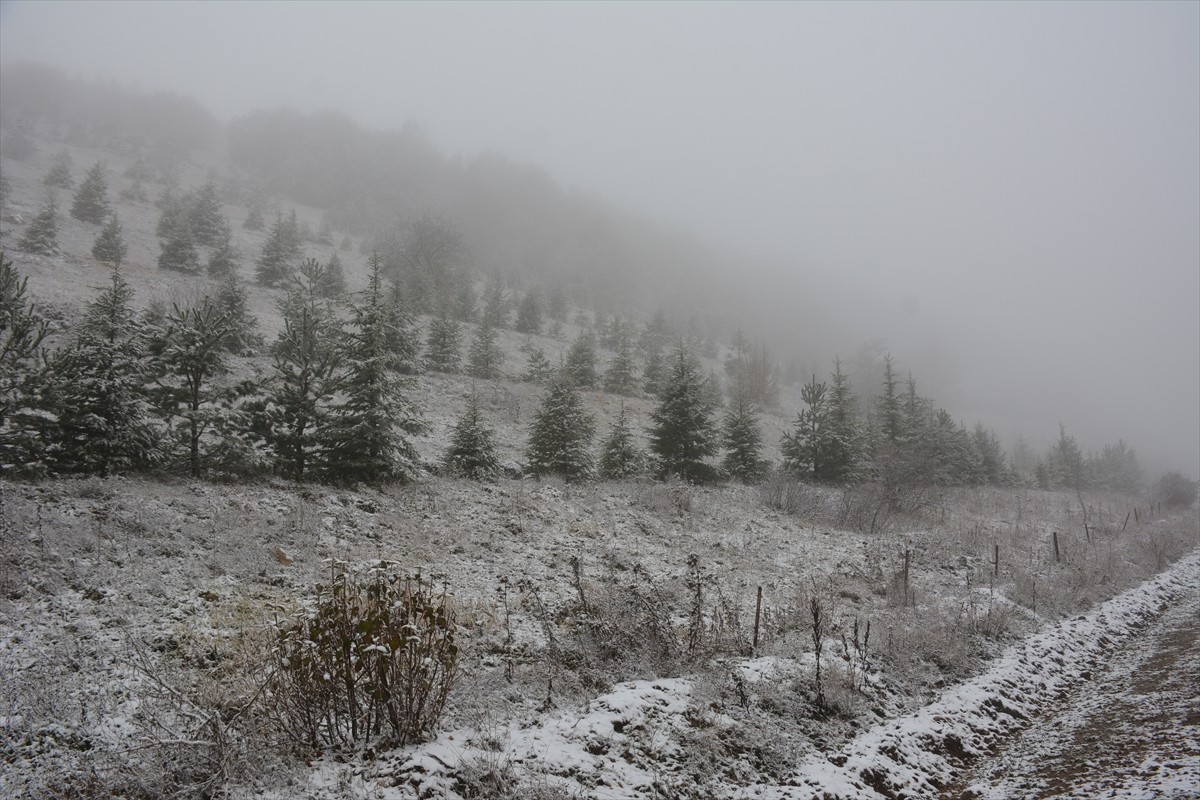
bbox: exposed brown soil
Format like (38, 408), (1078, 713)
(948, 592), (1200, 799)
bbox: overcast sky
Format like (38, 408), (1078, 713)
(2, 0), (1197, 475)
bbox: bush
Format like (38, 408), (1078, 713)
(758, 472), (828, 517)
(271, 562), (459, 752)
(1154, 471), (1198, 509)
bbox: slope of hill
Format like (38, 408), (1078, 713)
(2, 64), (1197, 800)
(0, 474), (1195, 798)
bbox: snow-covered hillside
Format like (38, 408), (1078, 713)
(1, 474), (1195, 798)
(2, 112), (1198, 800)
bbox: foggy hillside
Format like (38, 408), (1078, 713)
(2, 3), (1197, 477)
(1, 4), (1198, 799)
(1, 52), (1196, 477)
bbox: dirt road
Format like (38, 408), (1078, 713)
(954, 589), (1200, 799)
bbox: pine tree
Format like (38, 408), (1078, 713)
(642, 347), (665, 397)
(1034, 460), (1051, 490)
(45, 269), (151, 477)
(724, 329), (750, 381)
(215, 271), (261, 354)
(598, 314), (620, 350)
(878, 354), (903, 444)
(19, 193), (60, 255)
(481, 279), (509, 329)
(702, 368), (725, 410)
(599, 403), (646, 479)
(593, 311), (611, 347)
(158, 217), (201, 273)
(156, 187), (184, 238)
(603, 322), (638, 395)
(564, 330), (599, 389)
(189, 180), (224, 246)
(923, 411), (973, 486)
(269, 280), (341, 479)
(972, 423), (1007, 486)
(525, 372), (595, 481)
(515, 290), (543, 334)
(639, 309), (672, 360)
(1048, 423), (1085, 492)
(522, 346), (555, 384)
(70, 162), (111, 224)
(0, 254), (51, 474)
(722, 382), (765, 482)
(91, 214), (127, 267)
(256, 212), (302, 287)
(384, 281), (423, 375)
(320, 254), (424, 484)
(952, 418), (986, 486)
(321, 250), (347, 298)
(207, 219), (240, 277)
(316, 217), (335, 246)
(824, 358), (864, 483)
(454, 281), (478, 323)
(444, 390), (500, 480)
(1088, 439), (1141, 494)
(292, 257), (344, 305)
(467, 321), (505, 379)
(424, 311), (463, 373)
(648, 343), (719, 482)
(43, 150), (74, 189)
(152, 298), (238, 478)
(782, 375), (829, 481)
(900, 375), (930, 445)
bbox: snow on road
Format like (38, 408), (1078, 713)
(957, 582), (1200, 800)
(747, 550), (1200, 800)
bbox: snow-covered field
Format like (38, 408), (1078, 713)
(752, 549), (1200, 800)
(0, 475), (1195, 798)
(2, 126), (1198, 799)
(960, 579), (1200, 800)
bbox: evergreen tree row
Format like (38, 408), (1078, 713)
(0, 252), (1154, 495)
(0, 253), (418, 483)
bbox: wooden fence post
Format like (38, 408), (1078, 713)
(903, 549), (912, 606)
(753, 586), (763, 654)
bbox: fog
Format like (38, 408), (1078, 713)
(2, 0), (1197, 476)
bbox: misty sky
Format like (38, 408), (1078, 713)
(1, 1), (1197, 475)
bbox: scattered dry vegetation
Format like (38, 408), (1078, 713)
(1, 475), (1194, 797)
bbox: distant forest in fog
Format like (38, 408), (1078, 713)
(0, 61), (1194, 490)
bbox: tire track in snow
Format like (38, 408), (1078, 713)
(954, 585), (1200, 799)
(745, 549), (1200, 800)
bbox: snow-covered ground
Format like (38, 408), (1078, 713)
(3, 126), (1198, 799)
(2, 475), (1193, 799)
(749, 549), (1200, 800)
(960, 578), (1200, 800)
